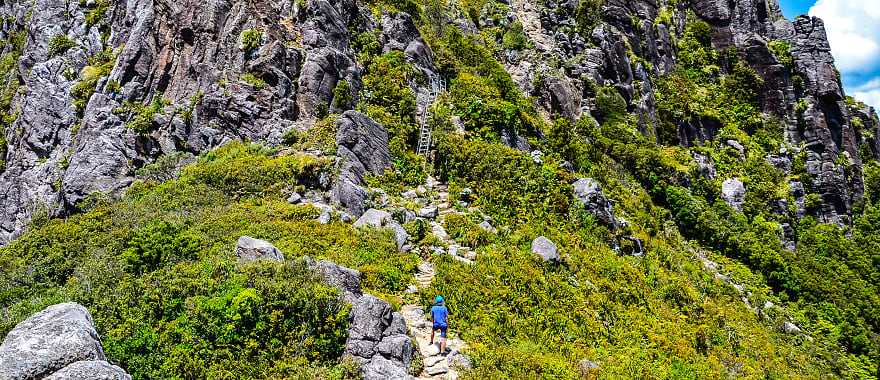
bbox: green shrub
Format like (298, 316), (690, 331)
(575, 0), (605, 32)
(70, 48), (116, 116)
(181, 142), (330, 197)
(0, 141), (420, 378)
(502, 21), (528, 50)
(241, 72), (266, 89)
(117, 95), (168, 134)
(595, 86), (627, 124)
(240, 28), (263, 52)
(768, 40), (794, 68)
(442, 213), (493, 247)
(121, 220), (200, 274)
(332, 79), (352, 109)
(84, 0), (111, 28)
(48, 34), (76, 57)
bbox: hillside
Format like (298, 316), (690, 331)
(0, 0), (878, 378)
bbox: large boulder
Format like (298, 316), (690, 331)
(721, 178), (746, 212)
(332, 111), (392, 217)
(344, 294), (415, 380)
(0, 303), (106, 379)
(44, 361), (131, 380)
(572, 178), (619, 229)
(235, 236), (285, 263)
(531, 236), (559, 263)
(354, 209), (409, 251)
(361, 356), (414, 380)
(312, 259), (364, 303)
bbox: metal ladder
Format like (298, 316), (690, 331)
(416, 74), (445, 159)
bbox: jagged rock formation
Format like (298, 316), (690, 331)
(333, 111), (392, 217)
(2, 0), (875, 244)
(307, 258), (415, 379)
(0, 303), (130, 380)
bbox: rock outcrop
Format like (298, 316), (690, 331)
(0, 0), (875, 245)
(235, 236), (285, 263)
(332, 111), (392, 217)
(0, 303), (130, 380)
(307, 259), (415, 379)
(721, 178), (746, 212)
(572, 178), (619, 230)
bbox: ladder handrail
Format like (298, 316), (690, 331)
(416, 74), (445, 159)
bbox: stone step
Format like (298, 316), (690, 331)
(424, 355), (445, 367)
(425, 364), (448, 376)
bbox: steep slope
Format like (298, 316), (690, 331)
(1, 0), (879, 378)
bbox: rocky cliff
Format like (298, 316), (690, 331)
(1, 0), (876, 244)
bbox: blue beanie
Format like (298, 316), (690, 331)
(435, 295), (444, 304)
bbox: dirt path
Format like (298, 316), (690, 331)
(401, 182), (470, 379)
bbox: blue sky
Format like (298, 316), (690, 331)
(779, 0), (880, 110)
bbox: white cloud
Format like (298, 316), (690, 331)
(852, 78), (880, 111)
(809, 0), (880, 75)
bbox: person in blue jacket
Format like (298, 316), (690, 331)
(430, 295), (449, 354)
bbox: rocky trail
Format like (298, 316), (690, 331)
(401, 180), (471, 379)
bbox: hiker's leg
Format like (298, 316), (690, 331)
(440, 327), (447, 352)
(430, 328), (435, 345)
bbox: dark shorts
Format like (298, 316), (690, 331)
(433, 324), (447, 337)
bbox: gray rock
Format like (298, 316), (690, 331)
(578, 359), (600, 375)
(44, 361), (131, 380)
(389, 222), (410, 251)
(401, 189), (418, 199)
(353, 209), (409, 250)
(781, 321), (802, 334)
(531, 236), (559, 263)
(375, 334), (414, 368)
(721, 178), (746, 212)
(447, 349), (472, 370)
(725, 140), (745, 157)
(287, 192), (303, 204)
(572, 178), (618, 229)
(347, 295), (393, 344)
(361, 356), (414, 380)
(235, 236), (284, 263)
(0, 303), (106, 379)
(383, 314), (407, 337)
(354, 209), (393, 228)
(425, 364), (448, 375)
(692, 152), (716, 179)
(418, 206), (438, 219)
(332, 111), (392, 217)
(478, 220), (497, 234)
(312, 259), (363, 302)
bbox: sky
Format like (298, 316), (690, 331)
(780, 0), (880, 111)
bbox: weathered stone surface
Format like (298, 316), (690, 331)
(312, 259), (363, 302)
(572, 178), (618, 229)
(332, 111), (392, 217)
(353, 209), (409, 251)
(375, 334), (414, 368)
(354, 209), (393, 228)
(781, 321), (802, 334)
(361, 356), (414, 380)
(721, 178), (746, 212)
(531, 236), (559, 263)
(692, 152), (717, 179)
(44, 361), (131, 380)
(235, 236), (285, 263)
(0, 303), (106, 379)
(578, 359), (600, 376)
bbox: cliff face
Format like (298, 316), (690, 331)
(0, 0), (877, 243)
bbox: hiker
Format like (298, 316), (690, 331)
(429, 295), (449, 354)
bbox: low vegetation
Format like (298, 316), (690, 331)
(0, 142), (417, 379)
